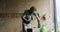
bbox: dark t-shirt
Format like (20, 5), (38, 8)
(23, 10), (38, 24)
(23, 10), (37, 16)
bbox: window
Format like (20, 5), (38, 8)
(55, 0), (60, 32)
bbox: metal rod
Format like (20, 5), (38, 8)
(53, 0), (57, 32)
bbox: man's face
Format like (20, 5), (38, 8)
(29, 9), (35, 13)
(29, 6), (36, 13)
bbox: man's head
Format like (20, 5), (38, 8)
(29, 6), (36, 13)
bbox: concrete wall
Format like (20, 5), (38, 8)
(0, 0), (54, 32)
(0, 18), (22, 32)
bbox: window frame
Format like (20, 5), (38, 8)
(53, 0), (57, 32)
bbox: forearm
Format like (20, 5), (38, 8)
(22, 15), (31, 21)
(36, 17), (41, 28)
(36, 16), (40, 21)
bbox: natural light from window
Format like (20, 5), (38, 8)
(56, 0), (60, 32)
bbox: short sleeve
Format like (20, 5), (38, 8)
(33, 11), (37, 16)
(23, 10), (27, 15)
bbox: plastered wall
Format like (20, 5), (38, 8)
(0, 0), (54, 32)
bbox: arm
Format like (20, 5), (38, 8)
(35, 13), (40, 21)
(35, 13), (46, 28)
(22, 10), (31, 21)
(22, 10), (28, 21)
(22, 15), (31, 21)
(34, 13), (41, 28)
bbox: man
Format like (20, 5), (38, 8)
(22, 6), (46, 32)
(22, 6), (40, 24)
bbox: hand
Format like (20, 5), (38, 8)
(25, 16), (29, 20)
